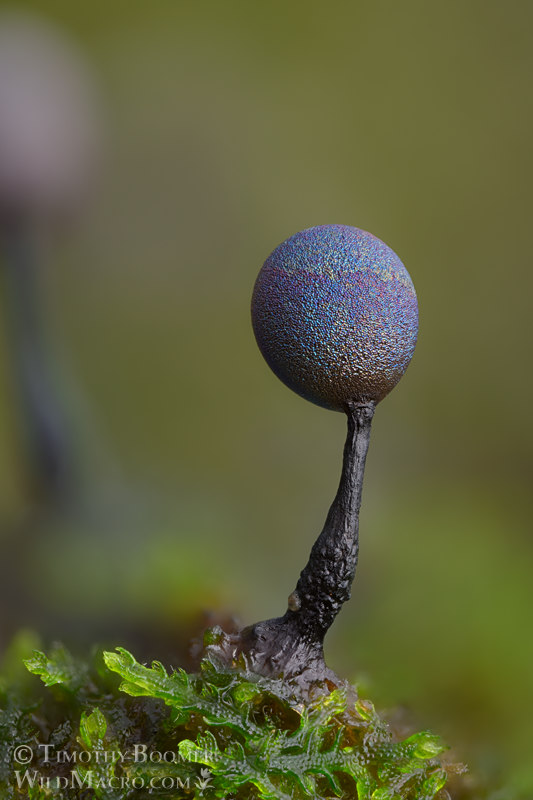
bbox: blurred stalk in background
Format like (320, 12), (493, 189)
(0, 11), (101, 514)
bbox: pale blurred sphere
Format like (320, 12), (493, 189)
(0, 12), (102, 222)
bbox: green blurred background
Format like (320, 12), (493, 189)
(0, 0), (532, 794)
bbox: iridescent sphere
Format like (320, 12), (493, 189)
(252, 224), (418, 411)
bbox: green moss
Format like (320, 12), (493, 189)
(0, 631), (472, 800)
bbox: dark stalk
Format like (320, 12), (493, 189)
(209, 401), (375, 690)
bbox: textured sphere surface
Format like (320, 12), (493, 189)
(252, 225), (419, 411)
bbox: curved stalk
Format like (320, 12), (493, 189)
(210, 401), (375, 689)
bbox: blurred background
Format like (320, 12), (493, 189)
(0, 0), (531, 795)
